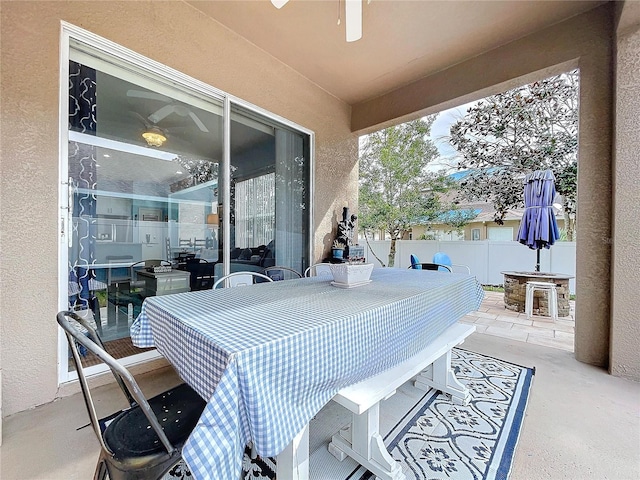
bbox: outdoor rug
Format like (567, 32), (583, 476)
(165, 348), (535, 480)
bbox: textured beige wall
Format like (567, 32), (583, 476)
(611, 4), (640, 379)
(352, 4), (617, 371)
(0, 1), (356, 416)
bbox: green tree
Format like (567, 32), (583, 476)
(441, 207), (479, 235)
(359, 116), (451, 267)
(449, 70), (578, 240)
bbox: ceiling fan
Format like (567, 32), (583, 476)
(271, 0), (363, 42)
(126, 90), (210, 133)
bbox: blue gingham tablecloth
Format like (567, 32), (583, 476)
(130, 267), (484, 480)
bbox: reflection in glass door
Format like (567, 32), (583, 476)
(62, 33), (312, 377)
(66, 40), (223, 371)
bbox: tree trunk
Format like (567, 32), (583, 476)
(388, 237), (397, 267)
(363, 230), (386, 267)
(563, 212), (575, 241)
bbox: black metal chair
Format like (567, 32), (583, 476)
(264, 266), (302, 281)
(182, 258), (216, 291)
(408, 262), (453, 272)
(57, 311), (206, 480)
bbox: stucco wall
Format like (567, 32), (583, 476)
(0, 1), (357, 416)
(351, 4), (616, 371)
(611, 4), (640, 379)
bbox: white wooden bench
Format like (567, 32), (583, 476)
(275, 322), (475, 480)
(327, 322), (476, 480)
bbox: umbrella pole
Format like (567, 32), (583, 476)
(536, 248), (541, 272)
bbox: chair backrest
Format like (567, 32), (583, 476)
(106, 255), (134, 285)
(264, 266), (302, 281)
(432, 252), (452, 266)
(410, 254), (421, 269)
(57, 311), (175, 456)
(432, 252), (471, 274)
(165, 237), (172, 262)
(408, 262), (452, 272)
(212, 271), (274, 289)
(304, 263), (333, 278)
(187, 258), (216, 291)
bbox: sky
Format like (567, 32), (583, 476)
(426, 101), (477, 172)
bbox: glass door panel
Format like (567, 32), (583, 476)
(66, 46), (223, 370)
(225, 105), (310, 278)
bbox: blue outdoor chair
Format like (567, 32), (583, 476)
(408, 254), (452, 272)
(432, 252), (471, 274)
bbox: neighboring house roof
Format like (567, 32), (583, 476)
(413, 208), (480, 225)
(417, 169), (563, 227)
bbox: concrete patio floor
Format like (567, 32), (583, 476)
(2, 293), (638, 480)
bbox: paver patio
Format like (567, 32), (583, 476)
(462, 290), (575, 352)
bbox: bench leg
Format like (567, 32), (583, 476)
(276, 424), (310, 480)
(414, 350), (470, 405)
(328, 403), (405, 480)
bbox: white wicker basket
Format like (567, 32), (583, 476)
(329, 263), (374, 285)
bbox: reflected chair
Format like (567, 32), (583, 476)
(264, 266), (302, 281)
(184, 258), (216, 291)
(303, 263), (333, 278)
(165, 237), (172, 262)
(57, 311), (206, 480)
(212, 271), (273, 289)
(106, 255), (134, 286)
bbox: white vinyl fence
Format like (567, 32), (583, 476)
(363, 240), (576, 294)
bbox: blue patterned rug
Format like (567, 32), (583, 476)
(167, 348), (534, 480)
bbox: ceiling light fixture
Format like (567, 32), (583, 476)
(142, 127), (167, 147)
(271, 0), (366, 42)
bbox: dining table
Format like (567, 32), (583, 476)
(130, 267), (484, 480)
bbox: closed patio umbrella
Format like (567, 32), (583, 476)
(516, 169), (561, 272)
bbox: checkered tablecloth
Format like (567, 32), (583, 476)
(130, 267), (484, 480)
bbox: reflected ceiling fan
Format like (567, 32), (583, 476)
(126, 90), (210, 133)
(271, 0), (364, 42)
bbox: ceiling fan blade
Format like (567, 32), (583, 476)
(189, 111), (210, 133)
(149, 104), (177, 123)
(345, 0), (362, 42)
(131, 111), (151, 127)
(126, 90), (171, 102)
(271, 0), (289, 9)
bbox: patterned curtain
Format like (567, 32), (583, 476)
(274, 129), (305, 274)
(68, 61), (98, 311)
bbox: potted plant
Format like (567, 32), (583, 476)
(332, 240), (345, 259)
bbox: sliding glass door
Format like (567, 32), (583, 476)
(61, 27), (312, 378)
(226, 104), (310, 277)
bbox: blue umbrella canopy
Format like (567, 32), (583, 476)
(516, 169), (561, 271)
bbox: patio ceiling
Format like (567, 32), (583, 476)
(187, 0), (606, 105)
